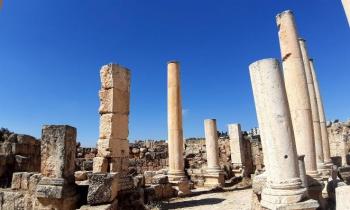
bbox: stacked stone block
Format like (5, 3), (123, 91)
(93, 64), (131, 174)
(36, 125), (78, 210)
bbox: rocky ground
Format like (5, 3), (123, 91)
(147, 185), (252, 210)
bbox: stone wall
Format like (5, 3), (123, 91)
(0, 128), (40, 187)
(328, 120), (350, 166)
(129, 140), (168, 175)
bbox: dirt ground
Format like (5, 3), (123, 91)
(149, 185), (253, 210)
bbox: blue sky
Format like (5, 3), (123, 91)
(0, 1), (349, 146)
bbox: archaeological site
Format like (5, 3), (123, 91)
(1, 1), (350, 210)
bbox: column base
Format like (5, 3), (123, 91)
(306, 170), (323, 185)
(204, 171), (225, 188)
(168, 170), (187, 182)
(261, 187), (307, 205)
(170, 180), (191, 196)
(261, 198), (319, 210)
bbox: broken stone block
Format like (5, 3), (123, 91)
(151, 174), (168, 184)
(99, 113), (129, 140)
(99, 88), (130, 114)
(336, 185), (350, 210)
(36, 183), (65, 199)
(87, 173), (119, 205)
(100, 64), (130, 91)
(118, 174), (134, 191)
(133, 175), (145, 188)
(20, 172), (34, 190)
(11, 172), (22, 190)
(144, 171), (156, 185)
(41, 125), (76, 182)
(75, 171), (88, 181)
(93, 157), (108, 173)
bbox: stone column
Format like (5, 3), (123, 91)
(204, 119), (225, 187)
(249, 59), (317, 209)
(309, 59), (332, 165)
(298, 38), (326, 171)
(342, 0), (350, 27)
(204, 119), (221, 173)
(93, 64), (131, 174)
(228, 123), (245, 169)
(249, 65), (272, 174)
(276, 10), (319, 179)
(167, 61), (186, 181)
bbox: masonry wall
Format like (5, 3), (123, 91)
(0, 129), (40, 187)
(328, 120), (350, 166)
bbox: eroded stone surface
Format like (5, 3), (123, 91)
(87, 173), (119, 205)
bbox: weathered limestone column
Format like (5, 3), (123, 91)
(250, 59), (317, 209)
(309, 59), (332, 165)
(228, 123), (245, 170)
(167, 61), (186, 181)
(93, 64), (131, 174)
(299, 39), (326, 170)
(342, 0), (350, 27)
(249, 65), (271, 173)
(276, 11), (320, 179)
(204, 119), (225, 187)
(36, 125), (78, 209)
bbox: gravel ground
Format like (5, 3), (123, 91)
(149, 185), (253, 210)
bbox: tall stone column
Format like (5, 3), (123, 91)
(204, 119), (225, 187)
(228, 124), (244, 169)
(93, 64), (131, 174)
(309, 59), (332, 165)
(298, 39), (325, 170)
(342, 0), (350, 27)
(276, 10), (319, 179)
(167, 61), (186, 181)
(249, 66), (271, 174)
(250, 59), (317, 209)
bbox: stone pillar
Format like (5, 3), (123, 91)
(249, 64), (272, 173)
(249, 59), (317, 209)
(228, 123), (245, 170)
(204, 119), (224, 187)
(167, 61), (186, 181)
(342, 0), (350, 27)
(93, 64), (131, 174)
(309, 59), (332, 165)
(276, 10), (320, 179)
(298, 39), (326, 171)
(36, 125), (78, 209)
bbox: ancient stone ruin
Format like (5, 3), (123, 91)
(1, 7), (350, 210)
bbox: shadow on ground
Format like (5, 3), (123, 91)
(160, 198), (225, 209)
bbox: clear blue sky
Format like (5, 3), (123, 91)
(0, 1), (349, 146)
